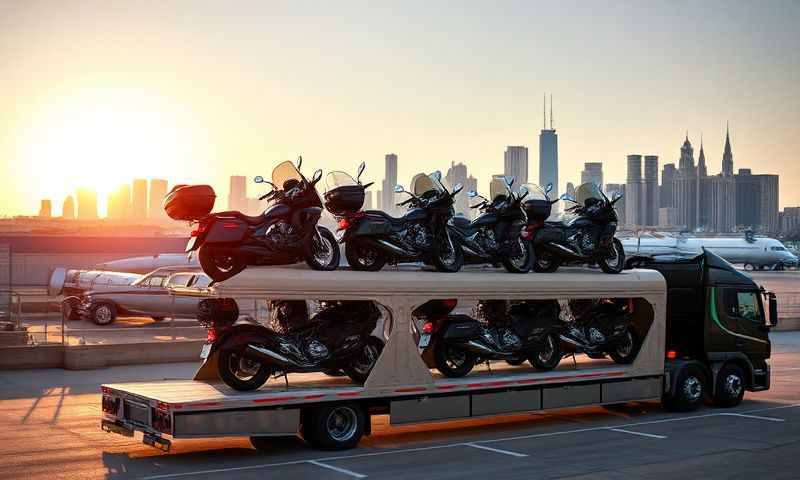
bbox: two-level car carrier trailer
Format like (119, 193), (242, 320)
(100, 251), (776, 451)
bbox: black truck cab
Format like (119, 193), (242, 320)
(629, 249), (777, 411)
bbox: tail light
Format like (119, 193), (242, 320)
(206, 329), (218, 343)
(191, 220), (212, 237)
(666, 350), (677, 360)
(337, 218), (350, 231)
(422, 322), (435, 334)
(152, 406), (172, 434)
(627, 298), (635, 313)
(520, 225), (536, 241)
(102, 395), (120, 414)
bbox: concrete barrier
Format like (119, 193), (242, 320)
(0, 340), (204, 370)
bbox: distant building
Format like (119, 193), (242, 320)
(580, 162), (603, 188)
(76, 188), (98, 220)
(781, 207), (800, 234)
(625, 154), (643, 226)
(504, 146), (528, 186)
(672, 135), (698, 230)
(566, 182), (576, 198)
(659, 207), (677, 227)
(446, 162), (478, 218)
(735, 169), (779, 233)
(643, 155), (659, 227)
(539, 95), (559, 206)
(364, 190), (373, 211)
(149, 179), (168, 219)
(228, 176), (247, 212)
(132, 179), (148, 219)
(605, 183), (626, 225)
(62, 196), (75, 220)
(108, 184), (131, 220)
(660, 163), (676, 208)
(381, 154), (398, 216)
(39, 199), (51, 218)
(707, 129), (737, 232)
(376, 189), (382, 210)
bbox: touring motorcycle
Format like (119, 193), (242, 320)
(448, 176), (534, 273)
(524, 182), (625, 274)
(413, 299), (563, 377)
(561, 297), (640, 364)
(164, 157), (340, 282)
(327, 168), (464, 272)
(197, 298), (385, 391)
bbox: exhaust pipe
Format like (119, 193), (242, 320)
(559, 335), (583, 348)
(375, 239), (415, 257)
(246, 344), (298, 367)
(545, 243), (580, 258)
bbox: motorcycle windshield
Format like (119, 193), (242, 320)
(411, 173), (444, 197)
(272, 161), (303, 189)
(518, 183), (548, 201)
(574, 182), (604, 206)
(325, 171), (358, 192)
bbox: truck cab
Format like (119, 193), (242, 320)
(629, 249), (777, 411)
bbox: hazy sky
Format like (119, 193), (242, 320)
(1, 0), (798, 216)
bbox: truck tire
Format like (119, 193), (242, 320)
(662, 365), (706, 412)
(302, 402), (366, 450)
(91, 303), (117, 325)
(713, 364), (746, 408)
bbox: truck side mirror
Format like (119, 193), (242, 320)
(768, 292), (778, 327)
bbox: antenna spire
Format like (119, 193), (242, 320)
(549, 94), (554, 130)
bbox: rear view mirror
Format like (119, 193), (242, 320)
(467, 190), (478, 198)
(254, 176), (265, 183)
(296, 155), (303, 169)
(311, 169), (322, 183)
(545, 183), (553, 194)
(768, 292), (778, 327)
(431, 171), (442, 181)
(504, 176), (515, 187)
(357, 162), (366, 181)
(393, 184), (405, 193)
(452, 183), (463, 195)
(560, 193), (575, 202)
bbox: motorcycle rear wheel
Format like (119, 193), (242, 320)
(501, 239), (533, 273)
(218, 348), (273, 391)
(609, 327), (640, 364)
(345, 239), (387, 271)
(533, 251), (561, 273)
(598, 238), (625, 274)
(342, 337), (384, 384)
(433, 343), (476, 378)
(528, 333), (562, 371)
(305, 227), (340, 271)
(198, 244), (246, 282)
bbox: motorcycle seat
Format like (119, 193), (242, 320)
(216, 211), (265, 225)
(451, 216), (471, 230)
(365, 210), (406, 225)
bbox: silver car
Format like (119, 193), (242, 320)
(71, 267), (213, 325)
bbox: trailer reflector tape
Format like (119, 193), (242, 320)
(337, 392), (362, 397)
(436, 385), (458, 390)
(251, 396), (298, 404)
(394, 387), (428, 393)
(466, 381), (512, 388)
(303, 394), (326, 400)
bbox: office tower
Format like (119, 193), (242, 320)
(228, 176), (247, 212)
(539, 95), (559, 204)
(605, 183), (626, 225)
(625, 154), (642, 226)
(76, 187), (98, 220)
(446, 162), (478, 217)
(660, 163), (676, 208)
(62, 196), (75, 219)
(708, 127), (737, 232)
(376, 190), (382, 210)
(247, 198), (263, 215)
(148, 179), (168, 219)
(659, 207), (677, 227)
(381, 154), (398, 215)
(643, 155), (659, 226)
(504, 146), (528, 186)
(364, 190), (373, 211)
(108, 184), (131, 220)
(39, 199), (51, 218)
(580, 162), (603, 188)
(781, 207), (800, 234)
(672, 135), (698, 230)
(132, 179), (148, 219)
(734, 169), (779, 233)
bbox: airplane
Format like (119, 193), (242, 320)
(620, 231), (798, 270)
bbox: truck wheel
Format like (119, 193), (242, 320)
(91, 303), (117, 325)
(218, 348), (272, 391)
(434, 343), (475, 377)
(662, 365), (706, 412)
(302, 402), (366, 450)
(529, 333), (562, 371)
(713, 364), (746, 408)
(609, 328), (640, 364)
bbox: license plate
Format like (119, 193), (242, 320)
(200, 343), (212, 359)
(418, 334), (431, 348)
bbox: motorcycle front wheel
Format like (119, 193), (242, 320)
(432, 234), (464, 273)
(305, 227), (341, 271)
(198, 244), (247, 282)
(433, 342), (476, 378)
(218, 347), (273, 391)
(345, 239), (388, 271)
(528, 333), (562, 371)
(609, 327), (640, 364)
(342, 337), (384, 384)
(501, 239), (533, 273)
(598, 238), (625, 274)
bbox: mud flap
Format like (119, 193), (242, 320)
(193, 350), (221, 381)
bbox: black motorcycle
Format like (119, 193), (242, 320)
(197, 298), (385, 391)
(525, 182), (625, 274)
(164, 157), (340, 282)
(448, 176), (534, 273)
(414, 299), (563, 378)
(331, 169), (464, 272)
(561, 298), (640, 364)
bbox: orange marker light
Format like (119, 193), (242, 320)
(667, 350), (677, 360)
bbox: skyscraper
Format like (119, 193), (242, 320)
(643, 155), (659, 226)
(708, 127), (737, 232)
(108, 184), (131, 219)
(580, 162), (603, 188)
(62, 196), (75, 220)
(605, 183), (626, 225)
(722, 123), (734, 176)
(132, 179), (148, 219)
(735, 169), (780, 233)
(504, 146), (528, 186)
(149, 179), (169, 219)
(672, 135), (698, 230)
(539, 95), (559, 204)
(381, 154), (398, 215)
(446, 162), (478, 217)
(228, 176), (247, 212)
(76, 187), (98, 220)
(660, 163), (676, 208)
(625, 154), (642, 226)
(39, 199), (51, 218)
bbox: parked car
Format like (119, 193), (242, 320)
(68, 267), (213, 325)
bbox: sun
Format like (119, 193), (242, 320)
(15, 87), (196, 215)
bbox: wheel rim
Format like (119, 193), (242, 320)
(351, 343), (380, 376)
(724, 374), (743, 397)
(326, 406), (358, 442)
(616, 331), (634, 357)
(313, 232), (335, 266)
(213, 254), (237, 273)
(356, 245), (378, 267)
(228, 352), (262, 381)
(606, 243), (623, 270)
(95, 306), (112, 324)
(509, 239), (529, 269)
(537, 255), (553, 269)
(439, 236), (457, 266)
(537, 335), (555, 364)
(683, 376), (702, 402)
(445, 346), (468, 370)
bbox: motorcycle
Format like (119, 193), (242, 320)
(414, 299), (563, 378)
(448, 176), (534, 273)
(197, 297), (385, 391)
(561, 298), (640, 364)
(165, 156), (340, 282)
(524, 182), (625, 274)
(332, 169), (465, 272)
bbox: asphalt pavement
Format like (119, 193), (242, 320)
(1, 332), (800, 479)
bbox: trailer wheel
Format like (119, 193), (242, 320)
(662, 365), (706, 412)
(713, 364), (746, 408)
(302, 402), (366, 450)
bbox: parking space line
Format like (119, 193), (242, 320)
(465, 443), (529, 457)
(608, 428), (667, 439)
(718, 413), (785, 422)
(308, 460), (367, 479)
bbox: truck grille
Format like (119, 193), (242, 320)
(123, 400), (150, 427)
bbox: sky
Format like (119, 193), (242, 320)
(1, 0), (798, 216)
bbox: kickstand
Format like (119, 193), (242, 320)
(571, 353), (577, 369)
(487, 361), (492, 374)
(281, 373), (290, 390)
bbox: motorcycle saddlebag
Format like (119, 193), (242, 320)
(534, 227), (564, 245)
(443, 316), (482, 340)
(324, 185), (365, 216)
(163, 184), (216, 221)
(523, 199), (552, 221)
